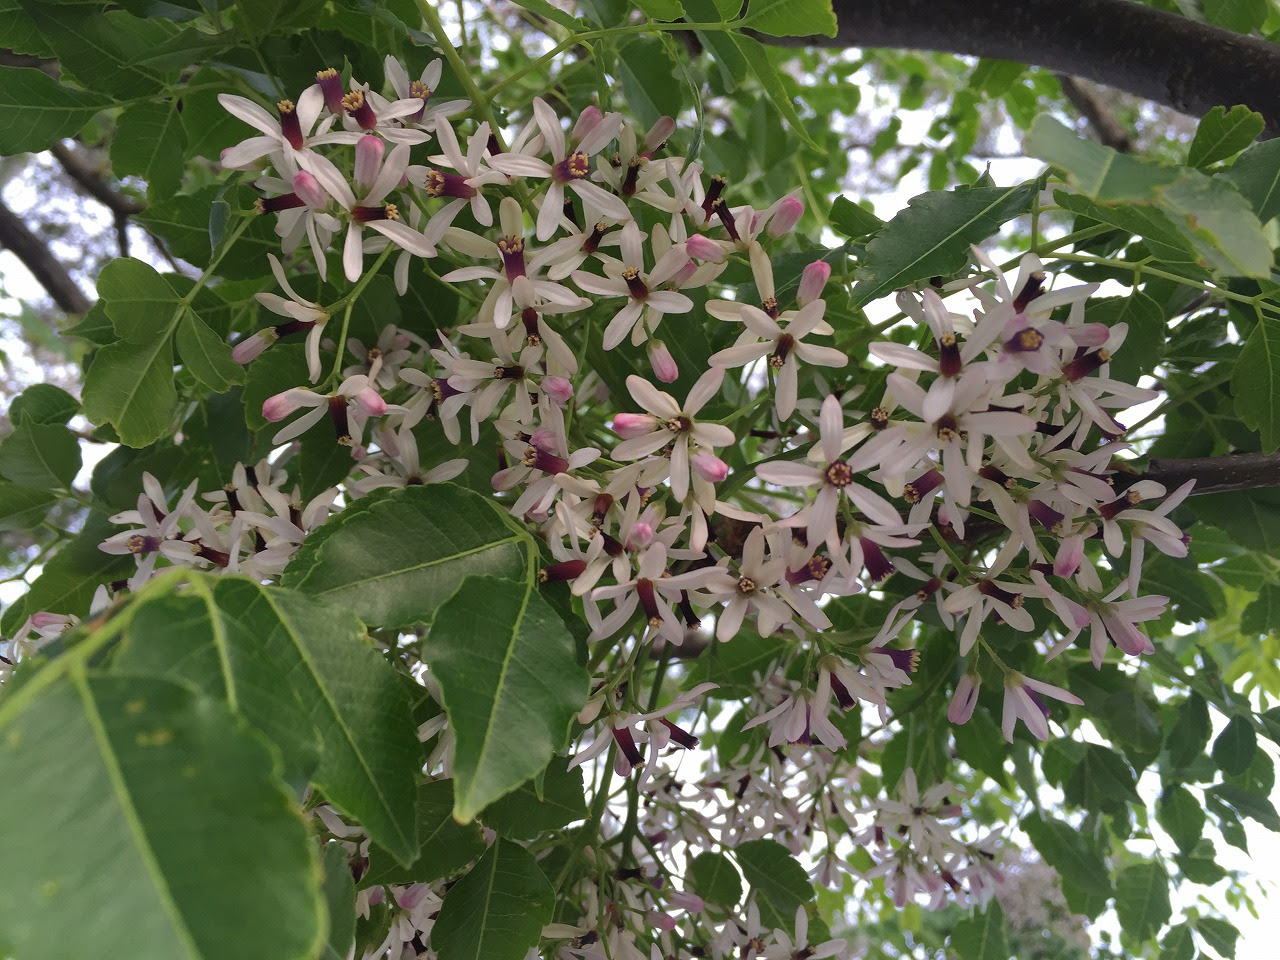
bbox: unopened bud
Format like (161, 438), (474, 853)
(685, 234), (724, 262)
(232, 329), (276, 364)
(353, 386), (387, 417)
(647, 341), (679, 383)
(691, 449), (729, 483)
(542, 375), (574, 405)
(612, 413), (658, 438)
(354, 135), (385, 194)
(797, 260), (831, 306)
(767, 195), (804, 237)
(293, 170), (328, 209)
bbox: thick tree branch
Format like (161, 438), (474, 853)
(49, 143), (144, 218)
(1056, 75), (1133, 152)
(0, 199), (91, 315)
(758, 0), (1280, 135)
(1142, 451), (1280, 495)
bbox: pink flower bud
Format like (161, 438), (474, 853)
(232, 329), (275, 364)
(542, 375), (574, 405)
(293, 170), (328, 209)
(797, 260), (831, 306)
(262, 390), (306, 422)
(353, 386), (387, 417)
(691, 449), (729, 483)
(647, 341), (679, 383)
(643, 116), (676, 156)
(612, 412), (658, 438)
(646, 911), (678, 932)
(767, 195), (804, 237)
(1054, 534), (1085, 579)
(572, 106), (604, 143)
(685, 234), (724, 262)
(669, 890), (704, 913)
(625, 521), (654, 550)
(354, 135), (385, 194)
(947, 673), (980, 725)
(29, 612), (68, 630)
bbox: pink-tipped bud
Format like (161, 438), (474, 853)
(646, 912), (678, 932)
(797, 260), (831, 306)
(571, 105), (604, 144)
(612, 412), (658, 438)
(625, 520), (655, 550)
(642, 116), (676, 156)
(669, 890), (704, 913)
(263, 389), (307, 422)
(232, 329), (276, 364)
(685, 234), (724, 262)
(1054, 534), (1085, 579)
(691, 449), (729, 483)
(947, 673), (980, 725)
(354, 135), (385, 194)
(353, 386), (387, 417)
(1071, 322), (1111, 348)
(648, 341), (679, 383)
(542, 375), (574, 405)
(293, 170), (327, 209)
(29, 612), (68, 630)
(767, 195), (804, 238)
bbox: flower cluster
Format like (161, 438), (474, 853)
(0, 56), (1196, 960)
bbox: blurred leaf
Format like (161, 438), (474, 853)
(950, 901), (1009, 960)
(736, 838), (812, 934)
(741, 0), (837, 37)
(689, 851), (742, 909)
(1115, 861), (1171, 942)
(1221, 137), (1280, 223)
(1212, 716), (1257, 776)
(1232, 315), (1280, 452)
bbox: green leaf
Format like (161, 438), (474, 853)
(1212, 716), (1257, 776)
(9, 383), (78, 425)
(684, 0), (746, 90)
(423, 575), (587, 823)
(99, 258), (183, 343)
(688, 851), (742, 909)
(0, 671), (324, 960)
(828, 196), (885, 240)
(1232, 314), (1280, 452)
(1195, 489), (1280, 552)
(81, 336), (177, 447)
(1209, 783), (1280, 831)
(1064, 744), (1140, 814)
(175, 311), (243, 393)
(1088, 291), (1165, 382)
(111, 581), (321, 790)
(1241, 583), (1280, 635)
(0, 421), (80, 488)
(951, 901), (1010, 960)
(1168, 693), (1212, 768)
(850, 179), (1037, 307)
(1162, 922), (1198, 960)
(362, 780), (486, 887)
(1022, 813), (1113, 895)
(0, 480), (57, 531)
(111, 101), (187, 200)
(479, 756), (588, 839)
(735, 838), (812, 934)
(320, 843), (356, 960)
(1221, 138), (1280, 223)
(1026, 115), (1271, 277)
(1203, 0), (1267, 32)
(282, 485), (531, 630)
(732, 34), (820, 150)
(509, 0), (583, 29)
(1195, 916), (1240, 959)
(1189, 105), (1264, 168)
(1115, 861), (1171, 942)
(952, 706), (1011, 788)
(21, 5), (178, 98)
(616, 36), (682, 130)
(1157, 785), (1205, 852)
(210, 578), (421, 865)
(741, 0), (837, 38)
(0, 66), (112, 154)
(634, 0), (683, 18)
(430, 840), (554, 960)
